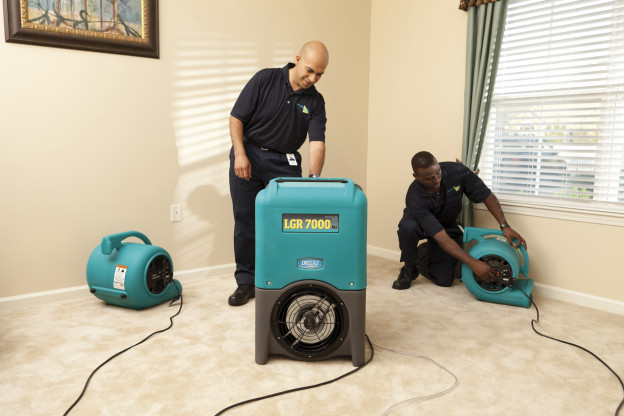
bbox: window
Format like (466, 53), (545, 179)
(480, 0), (624, 215)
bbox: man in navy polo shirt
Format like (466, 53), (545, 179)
(393, 151), (527, 290)
(227, 41), (329, 306)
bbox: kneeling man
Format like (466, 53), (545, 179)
(393, 151), (527, 290)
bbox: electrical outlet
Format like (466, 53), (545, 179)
(171, 204), (182, 222)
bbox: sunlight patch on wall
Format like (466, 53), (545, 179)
(170, 34), (259, 268)
(272, 42), (296, 67)
(170, 35), (299, 269)
(172, 36), (258, 168)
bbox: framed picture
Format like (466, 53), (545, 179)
(3, 0), (158, 58)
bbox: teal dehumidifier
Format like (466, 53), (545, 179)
(86, 231), (182, 310)
(462, 227), (533, 308)
(255, 178), (367, 366)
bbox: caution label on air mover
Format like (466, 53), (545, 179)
(113, 265), (127, 290)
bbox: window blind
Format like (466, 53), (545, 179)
(480, 0), (624, 213)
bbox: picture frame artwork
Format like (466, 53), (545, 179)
(3, 0), (158, 58)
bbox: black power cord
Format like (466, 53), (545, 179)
(516, 285), (624, 416)
(63, 284), (183, 415)
(214, 334), (375, 416)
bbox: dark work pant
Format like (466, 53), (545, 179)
(229, 142), (302, 286)
(397, 214), (463, 287)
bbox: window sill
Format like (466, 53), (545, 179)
(474, 200), (624, 227)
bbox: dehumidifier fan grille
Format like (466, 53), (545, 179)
(271, 284), (349, 360)
(146, 255), (173, 295)
(477, 254), (512, 292)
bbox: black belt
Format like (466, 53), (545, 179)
(245, 140), (285, 153)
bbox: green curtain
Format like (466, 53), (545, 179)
(460, 0), (508, 227)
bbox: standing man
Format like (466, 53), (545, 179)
(393, 151), (527, 290)
(228, 41), (330, 306)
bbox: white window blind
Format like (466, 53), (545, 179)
(480, 0), (624, 214)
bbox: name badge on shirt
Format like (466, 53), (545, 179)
(286, 153), (298, 166)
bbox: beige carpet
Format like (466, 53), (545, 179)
(1, 255), (623, 416)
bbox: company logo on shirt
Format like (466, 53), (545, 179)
(297, 103), (310, 114)
(447, 185), (461, 192)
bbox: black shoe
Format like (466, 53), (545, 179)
(228, 284), (255, 306)
(392, 266), (418, 290)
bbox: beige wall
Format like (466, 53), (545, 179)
(0, 1), (371, 297)
(367, 1), (467, 255)
(2, 0), (623, 305)
(367, 0), (624, 303)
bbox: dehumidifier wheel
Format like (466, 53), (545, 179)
(270, 284), (349, 360)
(477, 254), (513, 292)
(145, 255), (173, 295)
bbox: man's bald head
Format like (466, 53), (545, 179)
(299, 41), (329, 67)
(290, 41), (329, 91)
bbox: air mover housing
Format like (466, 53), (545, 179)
(86, 231), (181, 310)
(462, 227), (533, 308)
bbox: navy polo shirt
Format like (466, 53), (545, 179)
(404, 162), (492, 237)
(230, 63), (327, 154)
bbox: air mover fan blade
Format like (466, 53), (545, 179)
(477, 254), (513, 291)
(146, 255), (173, 294)
(271, 285), (349, 359)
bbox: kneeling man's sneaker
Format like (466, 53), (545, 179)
(392, 266), (418, 290)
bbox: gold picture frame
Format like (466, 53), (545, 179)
(3, 0), (158, 58)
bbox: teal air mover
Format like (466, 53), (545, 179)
(86, 231), (181, 310)
(462, 227), (533, 308)
(255, 178), (367, 366)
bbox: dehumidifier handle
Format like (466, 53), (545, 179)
(100, 231), (152, 255)
(271, 178), (353, 198)
(274, 178), (349, 184)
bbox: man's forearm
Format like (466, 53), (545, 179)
(229, 115), (252, 181)
(309, 141), (325, 176)
(229, 116), (246, 155)
(483, 193), (507, 226)
(433, 229), (496, 280)
(482, 192), (527, 248)
(433, 229), (478, 268)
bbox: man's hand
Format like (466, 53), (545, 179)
(229, 115), (251, 181)
(433, 229), (497, 282)
(234, 153), (252, 181)
(502, 227), (527, 250)
(482, 193), (528, 250)
(469, 259), (497, 282)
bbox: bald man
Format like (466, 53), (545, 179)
(227, 41), (330, 306)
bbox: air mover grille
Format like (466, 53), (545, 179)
(477, 254), (513, 292)
(271, 284), (349, 360)
(146, 255), (173, 294)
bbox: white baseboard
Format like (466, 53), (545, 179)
(4, 255), (623, 316)
(365, 245), (624, 316)
(532, 283), (624, 316)
(0, 263), (236, 311)
(367, 245), (401, 261)
(0, 286), (93, 311)
(173, 263), (235, 281)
